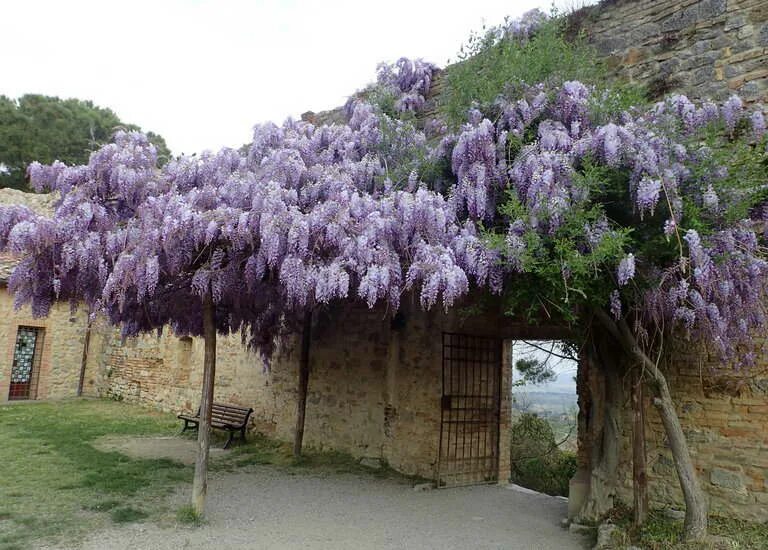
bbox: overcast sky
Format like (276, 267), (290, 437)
(1, 0), (596, 155)
(513, 341), (577, 393)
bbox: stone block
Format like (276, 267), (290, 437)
(710, 468), (745, 491)
(359, 457), (383, 470)
(759, 24), (768, 46)
(594, 523), (625, 550)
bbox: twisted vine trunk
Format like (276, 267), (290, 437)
(293, 310), (312, 458)
(192, 291), (216, 516)
(632, 371), (648, 527)
(578, 341), (622, 523)
(594, 309), (707, 542)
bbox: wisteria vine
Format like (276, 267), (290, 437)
(2, 9), (767, 370)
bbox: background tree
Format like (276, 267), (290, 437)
(0, 94), (169, 190)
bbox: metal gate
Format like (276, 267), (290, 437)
(437, 332), (502, 487)
(8, 327), (44, 400)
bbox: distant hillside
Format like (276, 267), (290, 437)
(512, 391), (577, 415)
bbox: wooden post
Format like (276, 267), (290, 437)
(192, 290), (216, 516)
(76, 320), (92, 397)
(632, 369), (648, 527)
(293, 310), (312, 458)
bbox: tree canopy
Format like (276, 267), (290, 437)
(0, 94), (169, 190)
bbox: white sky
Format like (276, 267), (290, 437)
(512, 340), (577, 393)
(0, 0), (594, 155)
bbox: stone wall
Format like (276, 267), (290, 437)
(83, 300), (515, 481)
(615, 351), (768, 521)
(577, 0), (768, 104)
(0, 290), (89, 401)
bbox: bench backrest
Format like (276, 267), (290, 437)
(210, 403), (253, 427)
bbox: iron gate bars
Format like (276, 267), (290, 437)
(437, 332), (502, 487)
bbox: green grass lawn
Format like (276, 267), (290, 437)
(0, 398), (414, 550)
(0, 399), (189, 550)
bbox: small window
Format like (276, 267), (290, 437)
(9, 326), (44, 400)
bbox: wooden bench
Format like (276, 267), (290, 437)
(178, 402), (254, 449)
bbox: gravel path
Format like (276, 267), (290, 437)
(69, 467), (588, 550)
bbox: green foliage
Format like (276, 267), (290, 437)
(0, 94), (170, 190)
(509, 413), (577, 496)
(499, 185), (632, 324)
(611, 508), (768, 549)
(588, 84), (650, 126)
(440, 14), (640, 128)
(515, 357), (557, 385)
(684, 122), (768, 227)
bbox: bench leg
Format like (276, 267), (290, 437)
(241, 427), (247, 445)
(179, 419), (199, 435)
(223, 430), (235, 450)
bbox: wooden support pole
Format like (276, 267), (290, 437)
(632, 369), (648, 527)
(76, 320), (92, 397)
(192, 290), (216, 516)
(293, 310), (312, 458)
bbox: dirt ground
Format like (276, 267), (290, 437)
(61, 456), (589, 550)
(92, 435), (227, 465)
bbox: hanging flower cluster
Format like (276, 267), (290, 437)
(503, 9), (548, 41)
(3, 94), (501, 358)
(376, 57), (438, 113)
(481, 79), (768, 365)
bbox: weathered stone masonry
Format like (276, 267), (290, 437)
(81, 301), (515, 482)
(577, 0), (768, 105)
(0, 295), (90, 401)
(614, 352), (768, 521)
(572, 0), (768, 522)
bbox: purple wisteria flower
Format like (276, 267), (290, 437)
(636, 177), (661, 217)
(722, 95), (743, 134)
(504, 9), (548, 41)
(610, 290), (622, 320)
(751, 109), (766, 142)
(376, 57), (437, 113)
(618, 254), (635, 286)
